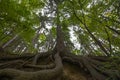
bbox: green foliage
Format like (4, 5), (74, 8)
(0, 0), (44, 52)
(39, 33), (46, 41)
(0, 0), (44, 40)
(0, 0), (119, 55)
(51, 27), (56, 38)
(102, 56), (120, 71)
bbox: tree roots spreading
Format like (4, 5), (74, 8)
(0, 51), (120, 80)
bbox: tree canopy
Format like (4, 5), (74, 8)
(0, 0), (120, 56)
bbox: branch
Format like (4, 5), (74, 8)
(106, 25), (120, 35)
(72, 9), (110, 56)
(104, 27), (112, 54)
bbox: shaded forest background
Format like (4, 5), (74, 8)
(0, 0), (120, 80)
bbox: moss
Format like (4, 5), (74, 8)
(101, 56), (120, 70)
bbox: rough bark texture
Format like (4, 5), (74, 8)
(0, 53), (63, 80)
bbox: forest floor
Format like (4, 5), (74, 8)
(0, 50), (120, 80)
(63, 62), (91, 80)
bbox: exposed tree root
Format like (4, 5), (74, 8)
(0, 53), (63, 80)
(0, 54), (34, 61)
(23, 63), (55, 69)
(82, 57), (107, 80)
(62, 53), (120, 80)
(33, 51), (53, 65)
(0, 60), (24, 69)
(0, 51), (120, 80)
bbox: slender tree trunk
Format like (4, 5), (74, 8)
(2, 35), (18, 48)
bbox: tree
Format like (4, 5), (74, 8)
(0, 0), (120, 80)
